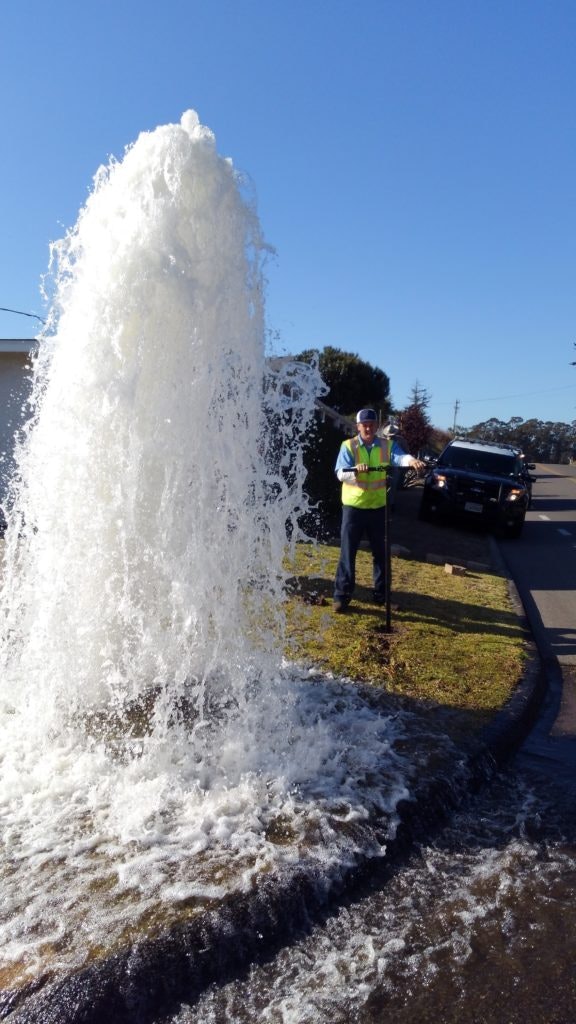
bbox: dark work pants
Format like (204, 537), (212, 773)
(334, 505), (387, 603)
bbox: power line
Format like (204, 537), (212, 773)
(0, 306), (46, 325)
(434, 383), (576, 407)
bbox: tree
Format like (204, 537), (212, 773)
(466, 416), (576, 463)
(296, 346), (391, 419)
(430, 426), (451, 452)
(397, 403), (432, 455)
(407, 380), (431, 411)
(396, 381), (433, 454)
(467, 417), (508, 444)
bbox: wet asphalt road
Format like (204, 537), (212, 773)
(498, 463), (576, 794)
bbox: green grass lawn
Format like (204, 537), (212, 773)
(284, 541), (529, 732)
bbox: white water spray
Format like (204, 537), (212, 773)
(0, 112), (411, 985)
(1, 110), (315, 737)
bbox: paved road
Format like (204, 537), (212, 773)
(498, 462), (576, 789)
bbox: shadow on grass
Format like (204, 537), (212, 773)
(286, 573), (523, 642)
(392, 588), (524, 639)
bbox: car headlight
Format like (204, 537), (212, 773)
(431, 472), (448, 489)
(507, 487), (526, 502)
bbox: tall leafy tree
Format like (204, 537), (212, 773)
(296, 346), (391, 418)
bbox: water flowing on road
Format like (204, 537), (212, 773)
(171, 761), (576, 1024)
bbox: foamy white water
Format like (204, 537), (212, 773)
(0, 112), (414, 986)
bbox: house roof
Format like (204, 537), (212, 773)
(0, 338), (37, 354)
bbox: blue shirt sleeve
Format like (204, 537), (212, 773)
(335, 441), (355, 473)
(390, 439), (408, 466)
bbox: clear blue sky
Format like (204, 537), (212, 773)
(1, 0), (575, 431)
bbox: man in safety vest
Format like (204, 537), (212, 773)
(333, 408), (425, 613)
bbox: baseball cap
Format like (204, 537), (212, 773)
(356, 408), (377, 423)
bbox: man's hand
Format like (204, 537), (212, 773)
(356, 462), (369, 473)
(409, 457), (426, 472)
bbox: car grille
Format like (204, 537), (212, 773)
(451, 476), (502, 509)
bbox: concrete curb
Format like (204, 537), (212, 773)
(478, 536), (547, 761)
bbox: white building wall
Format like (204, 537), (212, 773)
(0, 342), (35, 509)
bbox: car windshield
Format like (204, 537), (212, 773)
(439, 447), (520, 477)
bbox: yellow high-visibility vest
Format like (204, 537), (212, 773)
(341, 436), (392, 509)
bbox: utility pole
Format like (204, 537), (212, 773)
(453, 399), (460, 435)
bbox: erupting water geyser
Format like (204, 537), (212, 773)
(0, 112), (412, 993)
